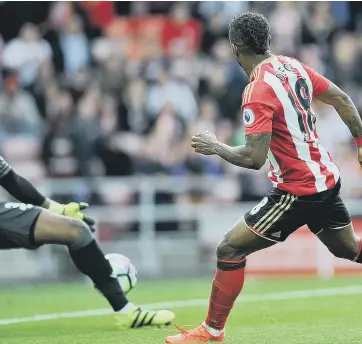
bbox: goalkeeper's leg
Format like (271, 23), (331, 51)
(33, 209), (175, 328)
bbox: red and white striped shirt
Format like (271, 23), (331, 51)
(242, 55), (340, 196)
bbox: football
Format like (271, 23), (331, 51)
(105, 253), (138, 294)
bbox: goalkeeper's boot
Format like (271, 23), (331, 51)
(165, 323), (225, 343)
(115, 304), (175, 329)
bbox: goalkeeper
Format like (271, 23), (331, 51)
(0, 158), (174, 328)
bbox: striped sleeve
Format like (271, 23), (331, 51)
(0, 155), (12, 178)
(242, 82), (277, 135)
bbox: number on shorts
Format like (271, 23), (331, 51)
(250, 197), (268, 215)
(4, 202), (33, 211)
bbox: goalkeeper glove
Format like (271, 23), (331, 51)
(48, 201), (96, 232)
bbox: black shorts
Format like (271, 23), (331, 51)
(0, 202), (42, 250)
(244, 179), (351, 242)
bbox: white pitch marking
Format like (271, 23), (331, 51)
(1, 285), (362, 325)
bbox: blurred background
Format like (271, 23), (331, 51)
(0, 1), (361, 284)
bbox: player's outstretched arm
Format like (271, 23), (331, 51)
(316, 82), (362, 166)
(191, 131), (271, 170)
(0, 169), (47, 206)
(0, 167), (95, 228)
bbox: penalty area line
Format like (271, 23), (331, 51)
(0, 285), (362, 325)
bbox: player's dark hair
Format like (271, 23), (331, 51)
(228, 12), (271, 55)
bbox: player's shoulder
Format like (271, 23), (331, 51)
(242, 78), (276, 106)
(244, 61), (280, 102)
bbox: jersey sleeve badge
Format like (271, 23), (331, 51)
(242, 108), (255, 126)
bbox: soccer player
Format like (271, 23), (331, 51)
(0, 159), (174, 328)
(165, 12), (362, 343)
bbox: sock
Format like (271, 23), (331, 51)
(205, 259), (246, 332)
(69, 240), (128, 311)
(203, 321), (225, 337)
(116, 302), (135, 314)
(354, 238), (362, 263)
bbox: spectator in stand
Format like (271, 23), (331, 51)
(146, 65), (197, 123)
(303, 2), (337, 47)
(167, 98), (223, 178)
(0, 69), (43, 139)
(95, 94), (140, 177)
(42, 89), (90, 177)
(198, 2), (248, 54)
(59, 15), (90, 75)
(269, 1), (302, 55)
(47, 2), (73, 31)
(331, 32), (360, 84)
(64, 67), (93, 104)
(299, 44), (328, 76)
(139, 104), (185, 174)
(199, 7), (228, 54)
(79, 1), (116, 31)
(97, 56), (125, 96)
(30, 62), (57, 119)
(201, 39), (244, 121)
(120, 78), (148, 134)
(0, 1), (359, 201)
(162, 3), (202, 58)
(198, 1), (248, 23)
(193, 97), (218, 134)
(2, 23), (52, 87)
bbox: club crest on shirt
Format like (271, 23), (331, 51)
(243, 108), (255, 126)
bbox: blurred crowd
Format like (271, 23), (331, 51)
(0, 1), (361, 210)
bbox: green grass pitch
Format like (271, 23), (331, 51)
(1, 276), (362, 344)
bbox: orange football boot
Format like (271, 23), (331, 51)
(165, 324), (225, 343)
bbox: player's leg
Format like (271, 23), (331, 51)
(204, 217), (275, 333)
(315, 222), (361, 262)
(311, 194), (362, 262)
(34, 210), (131, 311)
(204, 192), (302, 336)
(166, 220), (276, 343)
(166, 191), (301, 343)
(308, 189), (362, 263)
(0, 202), (174, 328)
(33, 209), (175, 328)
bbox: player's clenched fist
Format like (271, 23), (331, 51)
(48, 201), (96, 232)
(191, 131), (219, 155)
